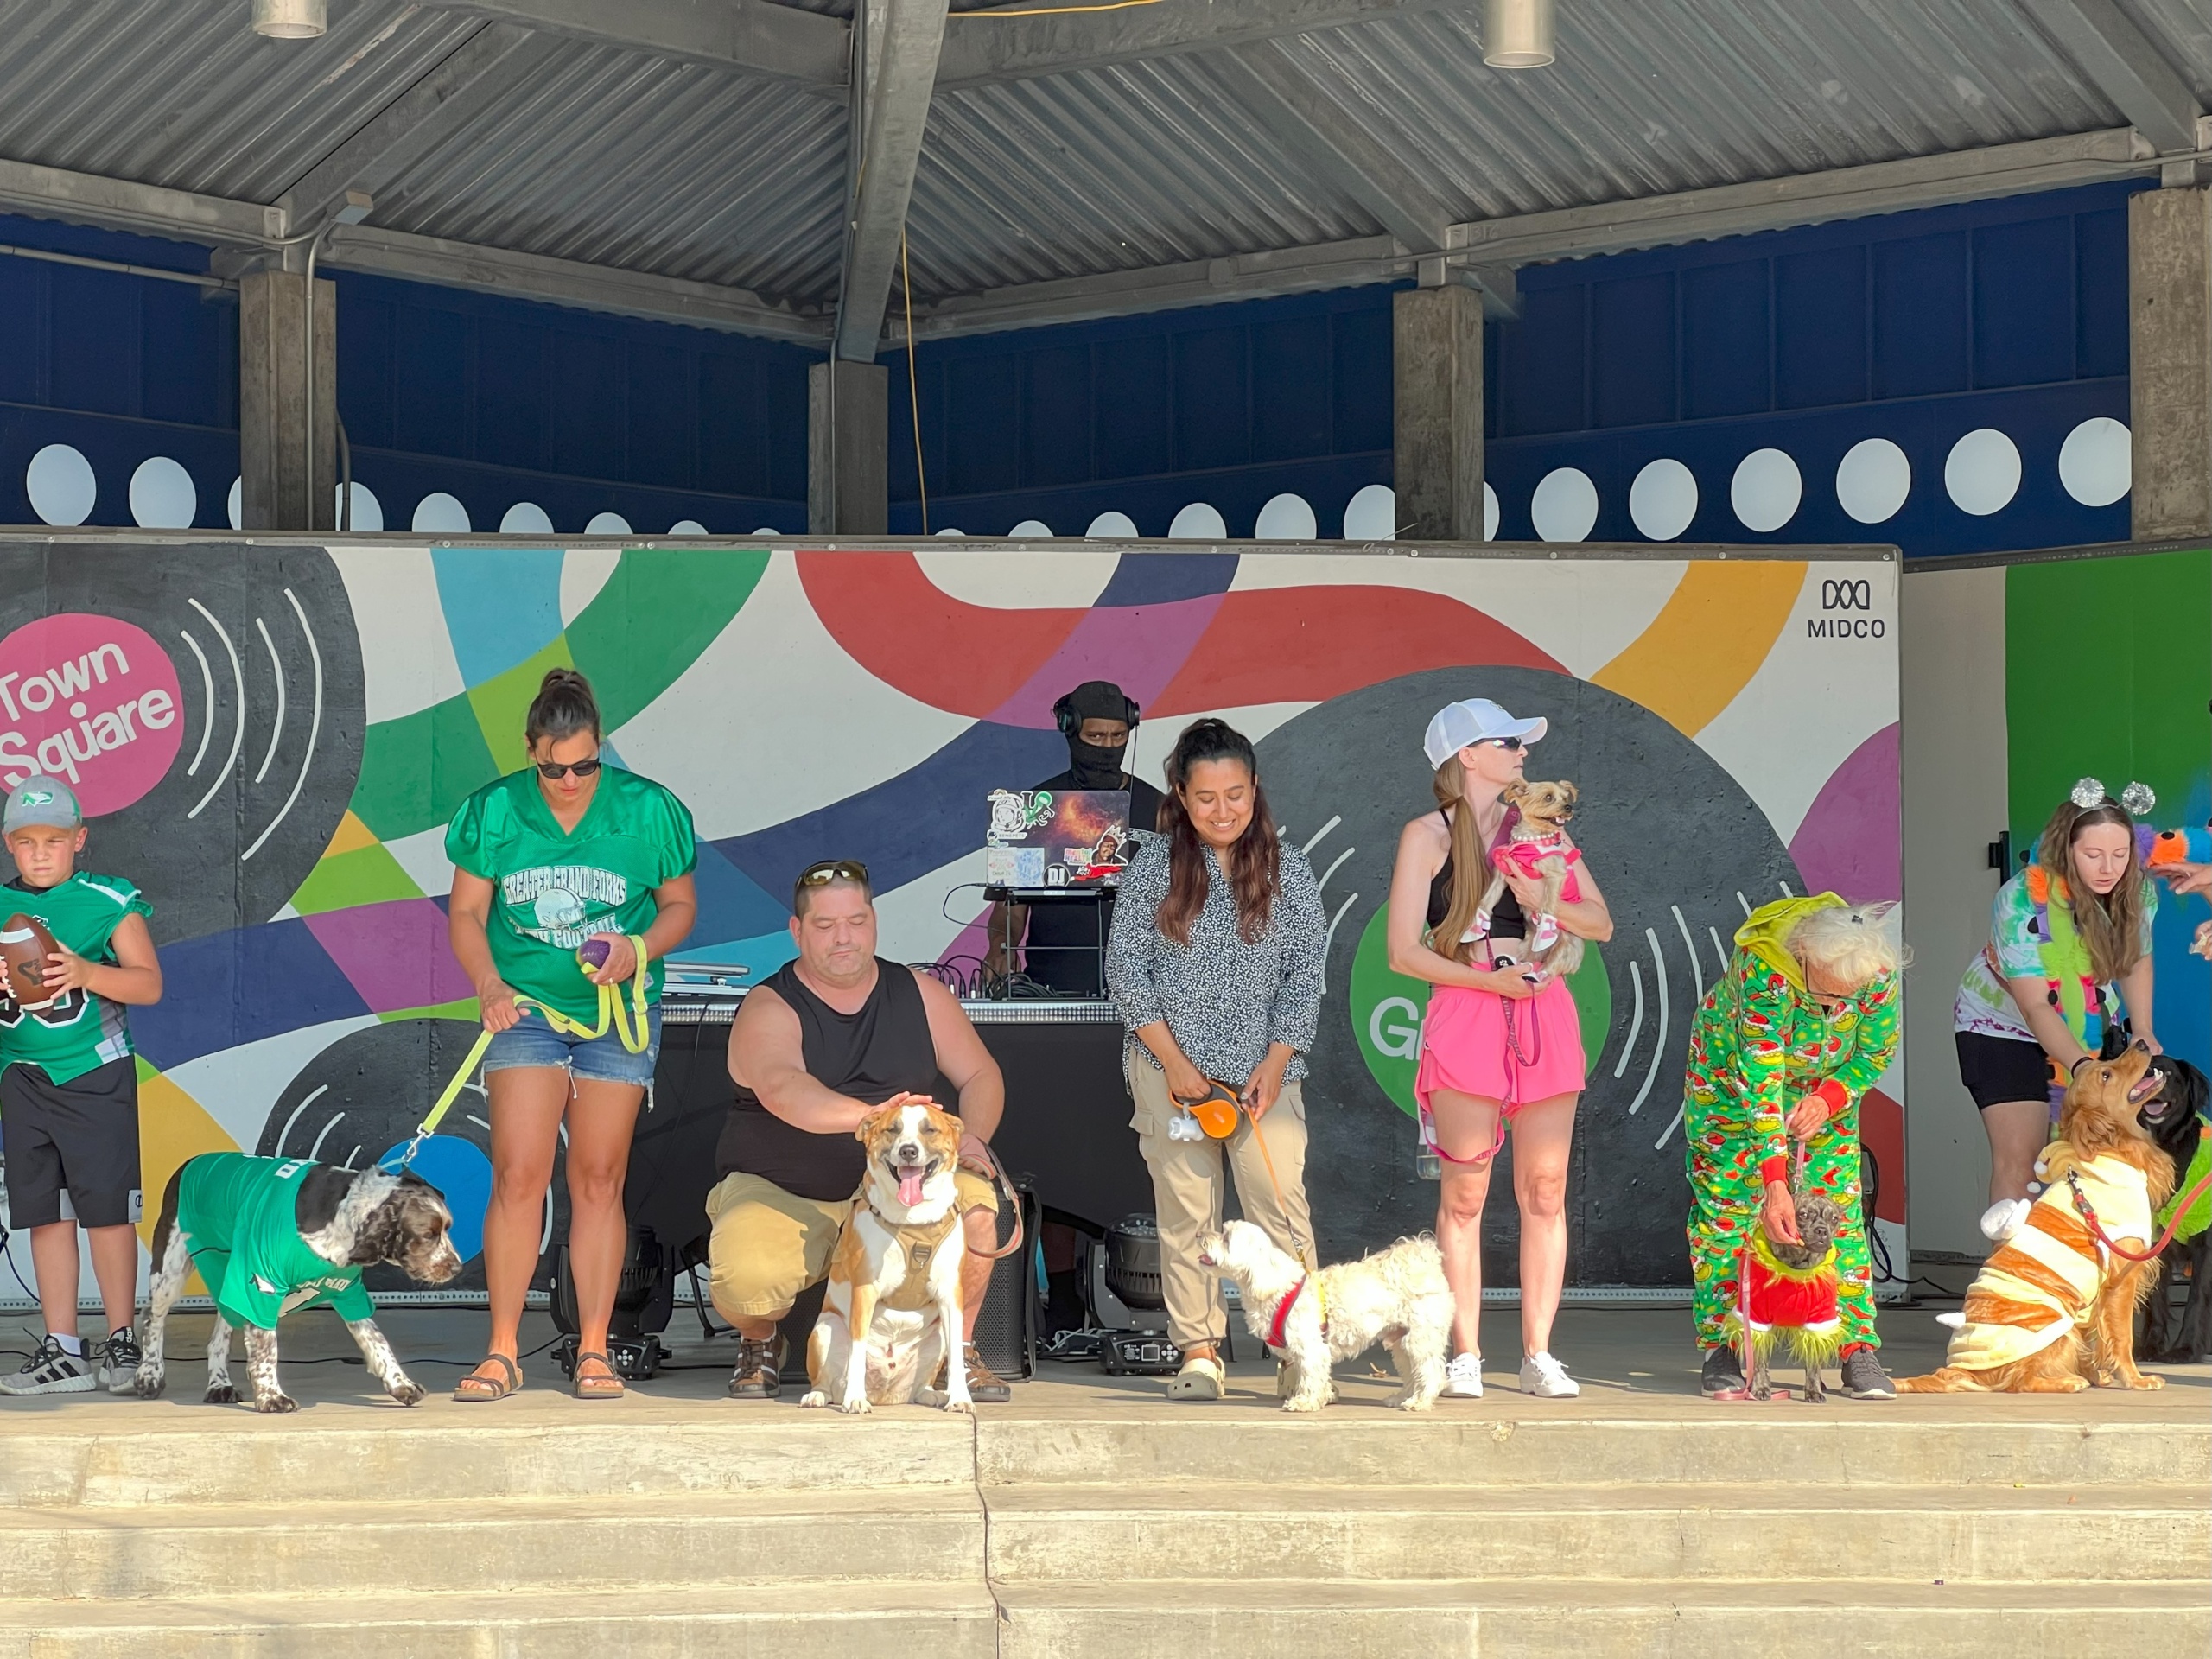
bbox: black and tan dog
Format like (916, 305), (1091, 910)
(136, 1154), (461, 1412)
(2139, 1053), (2210, 1364)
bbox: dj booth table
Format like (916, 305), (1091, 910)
(628, 987), (1154, 1266)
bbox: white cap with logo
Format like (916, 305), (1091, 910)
(1421, 699), (1548, 769)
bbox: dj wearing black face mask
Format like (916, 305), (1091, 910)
(985, 680), (1166, 996)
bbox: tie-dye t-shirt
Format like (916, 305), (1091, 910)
(1952, 870), (2156, 1043)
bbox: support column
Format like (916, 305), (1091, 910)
(2130, 184), (2212, 542)
(238, 270), (337, 532)
(809, 359), (888, 535)
(1392, 284), (1484, 542)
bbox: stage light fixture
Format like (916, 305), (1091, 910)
(253, 0), (327, 39)
(1484, 0), (1554, 68)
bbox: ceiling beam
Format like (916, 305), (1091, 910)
(2018, 0), (2202, 156)
(901, 126), (2157, 340)
(0, 156), (280, 245)
(277, 22), (565, 233)
(935, 0), (1463, 92)
(833, 0), (950, 362)
(423, 0), (849, 86)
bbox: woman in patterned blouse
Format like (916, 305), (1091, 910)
(1105, 719), (1328, 1400)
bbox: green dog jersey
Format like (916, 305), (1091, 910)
(0, 871), (152, 1086)
(444, 764), (696, 1023)
(177, 1154), (375, 1331)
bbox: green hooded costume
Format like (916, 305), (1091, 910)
(1681, 893), (1902, 1353)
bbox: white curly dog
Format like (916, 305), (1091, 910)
(1197, 1219), (1453, 1412)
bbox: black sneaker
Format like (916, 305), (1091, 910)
(727, 1335), (785, 1399)
(0, 1335), (96, 1395)
(1839, 1347), (1895, 1399)
(1700, 1345), (1747, 1397)
(99, 1330), (143, 1395)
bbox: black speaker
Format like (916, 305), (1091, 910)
(972, 1179), (1041, 1382)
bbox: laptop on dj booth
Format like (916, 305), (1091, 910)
(983, 787), (1132, 892)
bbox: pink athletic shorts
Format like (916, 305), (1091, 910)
(1415, 976), (1587, 1113)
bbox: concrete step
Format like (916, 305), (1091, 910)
(0, 1487), (982, 1603)
(0, 1580), (999, 1659)
(978, 1414), (2212, 1490)
(994, 1579), (2212, 1658)
(6, 1408), (2201, 1510)
(980, 1481), (2209, 1586)
(0, 1412), (978, 1509)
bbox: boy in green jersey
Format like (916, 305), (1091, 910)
(0, 776), (164, 1396)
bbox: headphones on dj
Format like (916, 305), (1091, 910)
(1052, 687), (1141, 738)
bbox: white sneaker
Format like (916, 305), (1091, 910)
(0, 1336), (95, 1395)
(1443, 1352), (1484, 1398)
(1979, 1199), (2032, 1243)
(1519, 1351), (1580, 1397)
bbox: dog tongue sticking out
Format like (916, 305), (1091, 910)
(898, 1167), (926, 1207)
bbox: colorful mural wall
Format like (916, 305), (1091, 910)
(0, 537), (1902, 1296)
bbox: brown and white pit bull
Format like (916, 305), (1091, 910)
(801, 1097), (972, 1414)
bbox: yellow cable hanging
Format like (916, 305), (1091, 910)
(950, 0), (1164, 16)
(902, 227), (930, 537)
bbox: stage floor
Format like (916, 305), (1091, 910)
(3, 1302), (2202, 1427)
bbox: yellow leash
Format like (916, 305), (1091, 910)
(394, 935), (650, 1167)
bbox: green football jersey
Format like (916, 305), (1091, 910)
(176, 1154), (375, 1331)
(0, 871), (152, 1086)
(444, 765), (697, 1022)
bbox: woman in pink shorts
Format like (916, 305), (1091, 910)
(1385, 698), (1613, 1398)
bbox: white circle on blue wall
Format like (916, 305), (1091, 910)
(413, 492), (471, 533)
(1009, 519), (1053, 538)
(1484, 481), (1499, 542)
(668, 519), (708, 537)
(1732, 448), (1802, 533)
(933, 527), (966, 537)
(128, 455), (196, 529)
(1835, 438), (1911, 524)
(2057, 417), (2130, 508)
(27, 444), (96, 526)
(1086, 512), (1139, 539)
(1254, 493), (1317, 541)
(335, 482), (384, 532)
(1945, 429), (2020, 516)
(1628, 458), (1698, 542)
(751, 526), (785, 537)
(585, 512), (632, 537)
(1168, 503), (1227, 540)
(1530, 467), (1599, 543)
(1343, 484), (1395, 540)
(500, 502), (554, 535)
(227, 476), (243, 531)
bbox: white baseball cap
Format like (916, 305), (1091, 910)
(1422, 699), (1547, 768)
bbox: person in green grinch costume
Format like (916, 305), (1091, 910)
(1682, 896), (1904, 1401)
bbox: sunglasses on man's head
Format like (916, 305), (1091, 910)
(798, 859), (870, 887)
(536, 756), (603, 779)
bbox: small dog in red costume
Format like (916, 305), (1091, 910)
(1725, 1163), (1846, 1403)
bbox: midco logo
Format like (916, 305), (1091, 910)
(1808, 575), (1884, 639)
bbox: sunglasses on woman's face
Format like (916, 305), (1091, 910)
(797, 858), (870, 887)
(536, 756), (603, 779)
(1482, 736), (1524, 753)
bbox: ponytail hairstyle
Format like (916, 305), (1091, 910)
(524, 667), (601, 748)
(2034, 794), (2145, 983)
(1430, 758), (1491, 965)
(1156, 718), (1279, 946)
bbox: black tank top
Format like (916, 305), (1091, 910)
(715, 957), (944, 1200)
(1427, 809), (1526, 939)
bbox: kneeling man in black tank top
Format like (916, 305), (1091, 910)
(707, 860), (1010, 1402)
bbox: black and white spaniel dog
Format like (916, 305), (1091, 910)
(135, 1154), (462, 1413)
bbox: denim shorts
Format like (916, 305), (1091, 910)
(483, 1004), (662, 1088)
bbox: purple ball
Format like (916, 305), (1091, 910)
(579, 938), (612, 969)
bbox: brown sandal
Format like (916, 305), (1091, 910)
(453, 1353), (521, 1402)
(573, 1351), (625, 1400)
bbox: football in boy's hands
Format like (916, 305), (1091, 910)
(0, 914), (62, 1010)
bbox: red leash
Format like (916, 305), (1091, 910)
(2064, 1162), (2212, 1263)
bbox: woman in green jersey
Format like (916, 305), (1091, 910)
(445, 669), (697, 1400)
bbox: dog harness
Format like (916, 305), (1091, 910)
(860, 1200), (962, 1314)
(1488, 836), (1583, 903)
(1940, 1143), (2151, 1373)
(1266, 1274), (1329, 1347)
(175, 1154), (375, 1332)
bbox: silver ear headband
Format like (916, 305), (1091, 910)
(2070, 777), (2156, 815)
